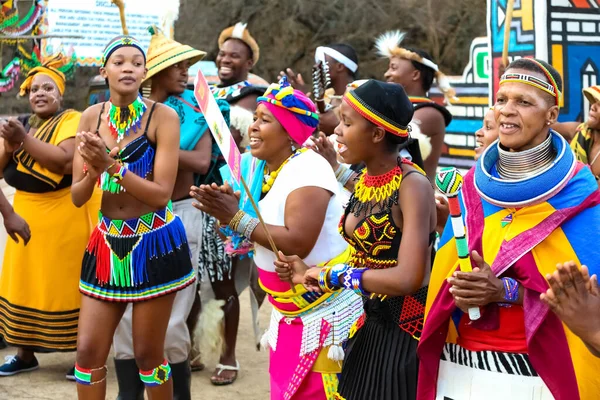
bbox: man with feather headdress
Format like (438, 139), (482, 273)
(376, 31), (455, 179)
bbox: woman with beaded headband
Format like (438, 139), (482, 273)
(418, 58), (600, 400)
(190, 77), (364, 399)
(0, 55), (99, 378)
(70, 35), (194, 399)
(276, 80), (437, 400)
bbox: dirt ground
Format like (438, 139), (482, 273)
(0, 290), (271, 400)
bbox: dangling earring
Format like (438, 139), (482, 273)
(291, 142), (297, 152)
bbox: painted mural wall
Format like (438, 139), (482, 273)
(433, 0), (600, 169)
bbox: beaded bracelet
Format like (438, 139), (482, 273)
(342, 267), (370, 297)
(329, 263), (350, 288)
(228, 210), (246, 231)
(242, 216), (259, 238)
(111, 164), (127, 182)
(318, 266), (336, 293)
(501, 277), (519, 303)
(236, 212), (260, 237)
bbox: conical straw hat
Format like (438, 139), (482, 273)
(143, 26), (206, 83)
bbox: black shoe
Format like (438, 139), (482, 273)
(171, 360), (192, 400)
(66, 366), (76, 381)
(114, 358), (144, 400)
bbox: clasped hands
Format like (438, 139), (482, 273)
(76, 131), (119, 178)
(0, 119), (28, 153)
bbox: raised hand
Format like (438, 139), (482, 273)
(0, 119), (27, 145)
(190, 182), (240, 224)
(541, 262), (600, 352)
(278, 68), (309, 95)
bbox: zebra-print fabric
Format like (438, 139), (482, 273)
(441, 343), (538, 377)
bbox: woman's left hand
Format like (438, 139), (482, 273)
(0, 119), (27, 144)
(447, 250), (504, 310)
(190, 181), (240, 224)
(77, 131), (115, 170)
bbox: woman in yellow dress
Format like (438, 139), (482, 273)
(0, 56), (99, 377)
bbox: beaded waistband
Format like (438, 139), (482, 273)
(98, 201), (175, 237)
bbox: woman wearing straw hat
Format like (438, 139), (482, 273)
(0, 55), (98, 378)
(109, 27), (213, 400)
(571, 85), (600, 188)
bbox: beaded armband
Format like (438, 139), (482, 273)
(329, 263), (350, 288)
(342, 267), (370, 296)
(228, 210), (259, 238)
(501, 277), (519, 304)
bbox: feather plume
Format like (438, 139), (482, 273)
(232, 22), (247, 39)
(375, 30), (406, 58)
(409, 121), (432, 160)
(435, 71), (458, 103)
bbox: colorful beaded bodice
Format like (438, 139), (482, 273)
(340, 160), (432, 339)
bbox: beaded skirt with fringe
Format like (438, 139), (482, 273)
(80, 201), (195, 302)
(335, 287), (428, 400)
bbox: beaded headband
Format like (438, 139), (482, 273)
(343, 90), (409, 137)
(102, 36), (146, 67)
(500, 63), (562, 106)
(257, 80), (319, 121)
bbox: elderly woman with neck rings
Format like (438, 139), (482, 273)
(190, 78), (364, 399)
(70, 36), (194, 399)
(277, 80), (437, 400)
(0, 58), (98, 377)
(418, 59), (600, 400)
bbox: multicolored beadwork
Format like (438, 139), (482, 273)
(502, 277), (519, 303)
(107, 95), (147, 143)
(139, 359), (171, 387)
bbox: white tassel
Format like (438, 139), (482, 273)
(196, 299), (225, 358)
(409, 121), (432, 160)
(232, 22), (247, 39)
(327, 345), (345, 362)
(260, 330), (270, 351)
(375, 30), (406, 59)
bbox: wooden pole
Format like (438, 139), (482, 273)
(239, 176), (297, 293)
(502, 0), (515, 68)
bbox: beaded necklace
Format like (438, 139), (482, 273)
(262, 148), (307, 194)
(107, 95), (147, 143)
(349, 165), (403, 216)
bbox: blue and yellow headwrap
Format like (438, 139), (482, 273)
(102, 35), (146, 67)
(257, 77), (319, 144)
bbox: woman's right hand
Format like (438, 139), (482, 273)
(312, 132), (339, 170)
(278, 68), (309, 96)
(3, 210), (31, 245)
(435, 194), (450, 235)
(274, 252), (310, 286)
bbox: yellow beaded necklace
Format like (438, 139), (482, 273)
(262, 148), (307, 194)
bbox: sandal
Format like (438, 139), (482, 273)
(190, 352), (205, 372)
(210, 361), (239, 386)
